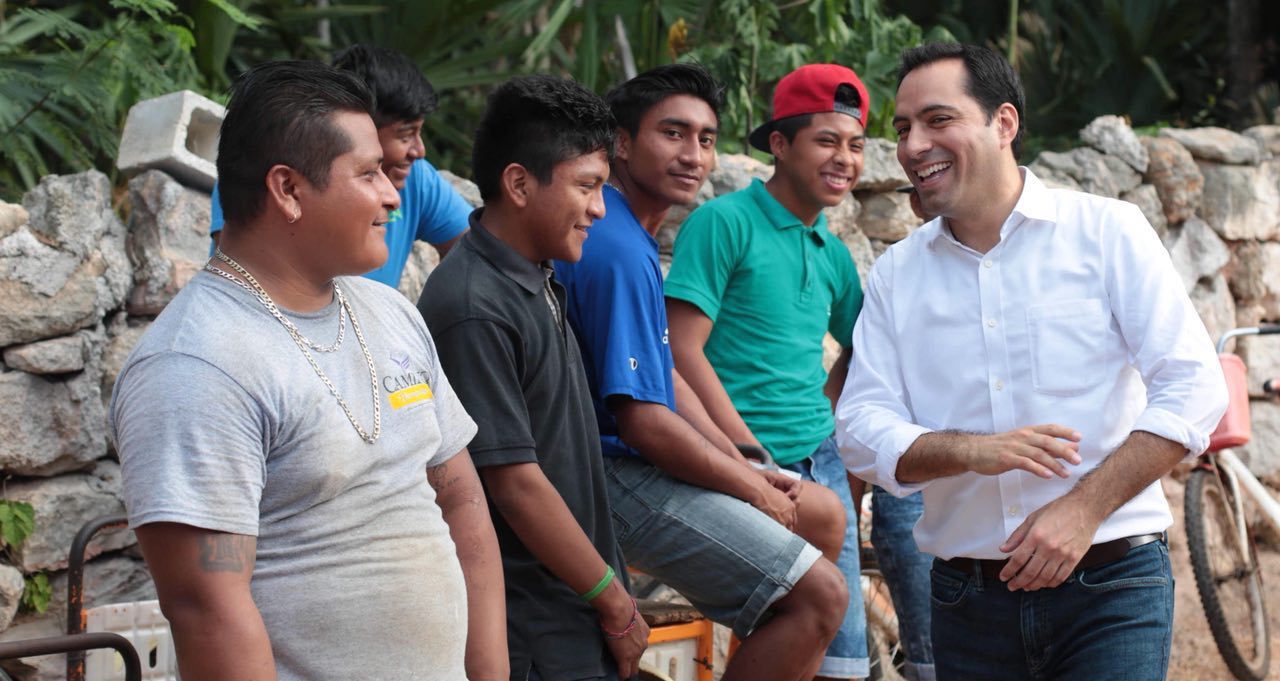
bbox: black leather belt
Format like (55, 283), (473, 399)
(940, 532), (1165, 582)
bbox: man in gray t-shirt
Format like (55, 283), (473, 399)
(109, 61), (506, 681)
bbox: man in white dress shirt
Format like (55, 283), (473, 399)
(835, 43), (1228, 680)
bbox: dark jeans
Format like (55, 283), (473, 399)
(930, 539), (1174, 681)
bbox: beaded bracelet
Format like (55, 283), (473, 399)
(580, 565), (614, 602)
(600, 597), (639, 640)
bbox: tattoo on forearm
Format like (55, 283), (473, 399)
(197, 534), (252, 573)
(427, 464), (461, 495)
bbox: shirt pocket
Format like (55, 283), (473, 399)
(1026, 298), (1109, 396)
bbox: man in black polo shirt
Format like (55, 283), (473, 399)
(418, 75), (646, 681)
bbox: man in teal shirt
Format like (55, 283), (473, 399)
(667, 64), (934, 681)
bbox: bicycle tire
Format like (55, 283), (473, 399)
(1186, 466), (1271, 681)
(862, 568), (905, 681)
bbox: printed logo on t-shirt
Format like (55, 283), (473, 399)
(629, 357), (639, 371)
(388, 207), (403, 223)
(384, 353), (434, 410)
(662, 327), (669, 345)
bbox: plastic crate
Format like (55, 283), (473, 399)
(84, 601), (176, 681)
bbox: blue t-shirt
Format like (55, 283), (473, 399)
(210, 158), (470, 287)
(556, 185), (675, 458)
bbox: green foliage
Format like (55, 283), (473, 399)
(21, 573), (51, 614)
(890, 0), (1238, 153)
(681, 0), (951, 154)
(0, 500), (35, 550)
(0, 499), (47, 613)
(0, 0), (204, 201)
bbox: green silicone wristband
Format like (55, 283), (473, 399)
(581, 565), (614, 602)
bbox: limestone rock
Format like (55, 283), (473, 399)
(1080, 115), (1148, 172)
(854, 138), (910, 192)
(2, 335), (89, 374)
(822, 193), (863, 241)
(1161, 217), (1229, 293)
(439, 170), (482, 209)
(854, 190), (917, 242)
(0, 172), (130, 346)
(657, 180), (717, 255)
(1189, 273), (1236, 343)
(0, 201), (27, 240)
(1239, 334), (1280, 399)
(1243, 125), (1280, 155)
(0, 617), (62, 680)
(4, 461), (131, 572)
(100, 313), (150, 405)
(125, 170), (213, 316)
(1120, 184), (1168, 238)
(839, 226), (876, 286)
(868, 238), (891, 261)
(1197, 160), (1280, 240)
(0, 555), (153, 675)
(822, 333), (841, 372)
(1160, 127), (1263, 165)
(1237, 399), (1280, 486)
(23, 171), (116, 258)
(1141, 137), (1204, 224)
(0, 364), (106, 477)
(398, 241), (440, 302)
(1226, 240), (1280, 322)
(40, 554), (156, 630)
(1029, 147), (1140, 198)
(0, 564), (23, 631)
(708, 154), (772, 196)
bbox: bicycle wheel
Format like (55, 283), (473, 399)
(1186, 466), (1271, 681)
(862, 567), (905, 681)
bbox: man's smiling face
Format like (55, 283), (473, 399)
(893, 58), (1015, 223)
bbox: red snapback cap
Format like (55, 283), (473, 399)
(748, 64), (870, 153)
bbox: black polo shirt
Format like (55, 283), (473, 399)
(417, 211), (627, 681)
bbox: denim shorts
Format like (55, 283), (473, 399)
(603, 454), (822, 640)
(782, 436), (870, 679)
(931, 538), (1173, 680)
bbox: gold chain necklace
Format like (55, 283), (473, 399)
(204, 249), (381, 444)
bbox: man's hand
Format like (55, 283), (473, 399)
(998, 495), (1102, 591)
(760, 468), (802, 502)
(750, 478), (798, 529)
(595, 582), (649, 679)
(964, 425), (1082, 479)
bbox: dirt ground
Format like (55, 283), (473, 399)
(1165, 475), (1280, 680)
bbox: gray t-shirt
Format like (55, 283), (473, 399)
(110, 272), (477, 681)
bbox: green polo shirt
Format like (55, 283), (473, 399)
(665, 178), (862, 465)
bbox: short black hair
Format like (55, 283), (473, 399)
(472, 75), (615, 202)
(771, 84), (861, 146)
(332, 44), (437, 128)
(606, 63), (723, 136)
(898, 43), (1026, 159)
(217, 60), (375, 226)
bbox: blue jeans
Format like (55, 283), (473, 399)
(783, 436), (869, 679)
(870, 486), (935, 681)
(930, 539), (1174, 681)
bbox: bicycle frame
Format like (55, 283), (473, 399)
(1211, 325), (1280, 540)
(1215, 449), (1280, 536)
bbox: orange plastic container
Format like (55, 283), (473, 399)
(1209, 353), (1251, 450)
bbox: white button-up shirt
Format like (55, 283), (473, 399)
(836, 169), (1228, 559)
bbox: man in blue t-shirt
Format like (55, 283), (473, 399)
(210, 45), (470, 288)
(556, 64), (858, 681)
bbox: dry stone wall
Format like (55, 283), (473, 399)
(2, 114), (1280, 679)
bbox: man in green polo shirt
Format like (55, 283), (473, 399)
(667, 64), (933, 681)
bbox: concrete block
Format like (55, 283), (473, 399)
(117, 90), (224, 191)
